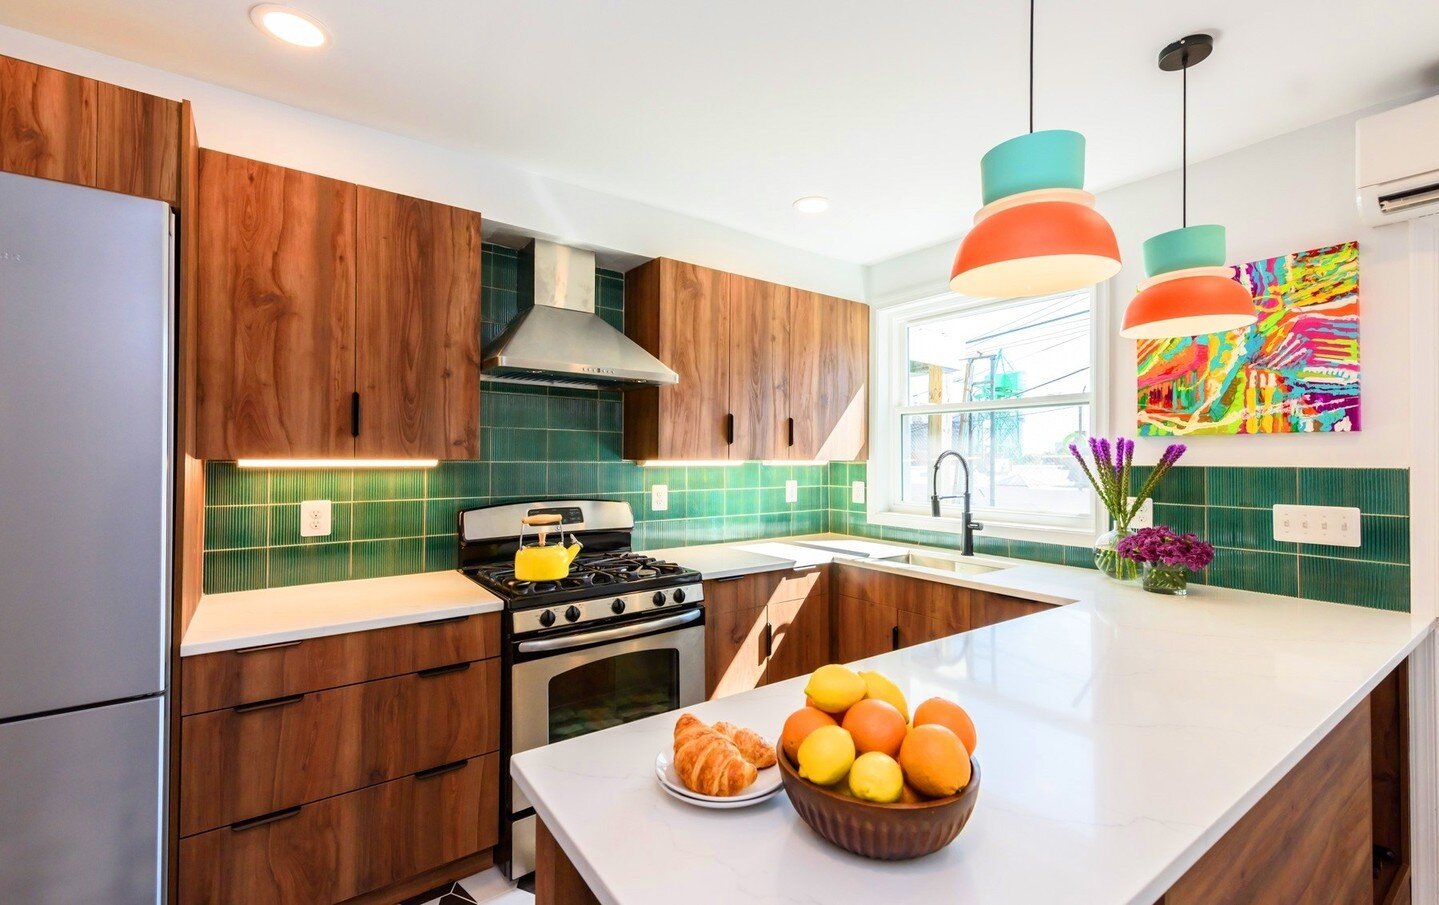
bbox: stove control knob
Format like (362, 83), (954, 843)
(538, 610), (556, 628)
(611, 598), (626, 614)
(652, 591), (666, 607)
(564, 605), (582, 623)
(673, 588), (687, 604)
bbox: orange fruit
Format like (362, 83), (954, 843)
(898, 724), (972, 798)
(912, 697), (978, 754)
(840, 699), (907, 758)
(780, 706), (838, 764)
(898, 783), (930, 804)
(808, 696), (848, 724)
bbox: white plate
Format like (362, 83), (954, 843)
(655, 749), (782, 807)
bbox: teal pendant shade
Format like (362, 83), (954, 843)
(979, 129), (1086, 204)
(1142, 224), (1228, 277)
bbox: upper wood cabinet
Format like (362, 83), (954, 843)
(196, 153), (482, 460)
(356, 187), (482, 459)
(0, 55), (179, 204)
(624, 258), (869, 462)
(197, 151), (357, 459)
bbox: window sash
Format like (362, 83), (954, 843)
(896, 392), (1092, 418)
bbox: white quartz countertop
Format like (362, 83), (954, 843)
(640, 535), (913, 579)
(512, 552), (1434, 905)
(181, 571), (502, 656)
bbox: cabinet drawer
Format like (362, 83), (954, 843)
(180, 658), (499, 836)
(178, 752), (499, 905)
(181, 612), (500, 714)
(834, 564), (969, 624)
(705, 567), (828, 615)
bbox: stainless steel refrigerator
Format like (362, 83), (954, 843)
(0, 172), (171, 902)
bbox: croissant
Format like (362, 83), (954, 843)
(672, 713), (757, 796)
(714, 721), (776, 768)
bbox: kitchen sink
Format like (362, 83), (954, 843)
(883, 552), (1008, 577)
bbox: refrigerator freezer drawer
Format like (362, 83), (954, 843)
(0, 696), (164, 903)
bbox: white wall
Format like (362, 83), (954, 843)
(866, 99), (1432, 468)
(0, 25), (865, 299)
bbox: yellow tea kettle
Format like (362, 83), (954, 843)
(514, 514), (583, 582)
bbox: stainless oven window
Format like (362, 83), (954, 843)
(548, 648), (679, 743)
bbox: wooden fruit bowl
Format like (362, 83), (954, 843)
(777, 751), (980, 860)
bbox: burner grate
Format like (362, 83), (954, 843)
(467, 552), (691, 600)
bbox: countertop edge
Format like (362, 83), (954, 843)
(179, 599), (502, 657)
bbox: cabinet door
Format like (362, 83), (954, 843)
(0, 56), (95, 185)
(95, 82), (179, 204)
(197, 151), (357, 459)
(971, 592), (1050, 629)
(727, 275), (789, 460)
(356, 188), (482, 459)
(705, 603), (768, 699)
(895, 608), (967, 650)
(624, 259), (730, 460)
(766, 587), (831, 684)
(790, 291), (869, 460)
(834, 595), (896, 664)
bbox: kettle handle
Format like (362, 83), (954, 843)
(522, 514), (563, 526)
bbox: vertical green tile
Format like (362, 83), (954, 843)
(1063, 544), (1098, 570)
(1207, 506), (1293, 554)
(203, 549), (267, 593)
(547, 395), (599, 431)
(351, 538), (424, 580)
(1145, 465), (1205, 505)
(351, 501), (424, 540)
(268, 543), (350, 588)
(1009, 540), (1066, 565)
(204, 505), (269, 550)
(725, 462), (761, 489)
(490, 462), (548, 499)
(1298, 557), (1409, 611)
(205, 462), (267, 505)
(598, 462), (642, 493)
(424, 535), (458, 572)
(547, 430), (597, 462)
(426, 498), (486, 536)
(1303, 515), (1409, 564)
(548, 462), (598, 497)
(271, 468), (352, 504)
(1206, 549), (1298, 597)
(268, 502), (353, 546)
(686, 467), (727, 490)
(427, 461), (489, 498)
(1299, 468), (1408, 515)
(1205, 467), (1296, 508)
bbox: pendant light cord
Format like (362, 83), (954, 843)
(1028, 0), (1035, 133)
(1181, 60), (1188, 227)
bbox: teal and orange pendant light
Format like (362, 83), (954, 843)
(950, 0), (1121, 298)
(1120, 35), (1256, 339)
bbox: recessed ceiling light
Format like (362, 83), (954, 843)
(250, 4), (329, 48)
(793, 196), (830, 214)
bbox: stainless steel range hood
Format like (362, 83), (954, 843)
(481, 240), (678, 389)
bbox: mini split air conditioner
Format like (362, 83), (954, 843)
(1356, 92), (1439, 226)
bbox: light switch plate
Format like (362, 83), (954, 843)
(300, 499), (331, 537)
(650, 484), (668, 512)
(785, 479), (798, 504)
(1129, 497), (1154, 529)
(851, 481), (866, 504)
(1273, 504), (1362, 547)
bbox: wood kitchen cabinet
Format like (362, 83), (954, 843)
(624, 257), (868, 462)
(0, 54), (180, 203)
(834, 594), (896, 662)
(703, 567), (830, 698)
(196, 152), (482, 460)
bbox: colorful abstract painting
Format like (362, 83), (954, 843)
(1136, 242), (1360, 436)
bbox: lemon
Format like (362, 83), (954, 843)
(804, 664), (867, 714)
(847, 751), (904, 804)
(796, 725), (856, 786)
(859, 670), (909, 722)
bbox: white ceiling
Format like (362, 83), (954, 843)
(5, 0), (1437, 265)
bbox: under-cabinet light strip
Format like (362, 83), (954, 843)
(235, 459), (439, 469)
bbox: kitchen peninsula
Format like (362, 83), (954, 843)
(512, 548), (1430, 905)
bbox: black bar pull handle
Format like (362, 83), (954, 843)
(235, 639), (302, 655)
(351, 391), (361, 438)
(231, 806), (301, 832)
(233, 693), (305, 714)
(417, 614), (471, 628)
(414, 759), (469, 781)
(416, 661), (471, 679)
(763, 623), (774, 658)
(891, 625), (900, 651)
(787, 417), (795, 447)
(726, 413), (735, 445)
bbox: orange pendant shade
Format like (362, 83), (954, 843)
(1120, 274), (1256, 339)
(950, 200), (1122, 298)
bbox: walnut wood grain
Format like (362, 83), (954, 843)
(896, 607), (968, 649)
(623, 258), (730, 460)
(355, 187), (481, 459)
(766, 588), (831, 684)
(95, 81), (179, 204)
(833, 564), (969, 625)
(536, 817), (602, 905)
(181, 612), (500, 714)
(705, 603), (767, 699)
(178, 752), (498, 905)
(1372, 664), (1410, 905)
(727, 275), (789, 460)
(196, 150), (356, 459)
(180, 657), (499, 836)
(0, 55), (95, 185)
(970, 592), (1050, 628)
(834, 594), (897, 664)
(790, 291), (869, 461)
(339, 850), (494, 905)
(1162, 698), (1372, 905)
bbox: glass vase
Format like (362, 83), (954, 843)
(1142, 563), (1189, 596)
(1093, 527), (1139, 582)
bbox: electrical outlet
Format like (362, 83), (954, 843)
(1129, 497), (1154, 529)
(785, 479), (798, 504)
(851, 481), (866, 504)
(300, 499), (331, 537)
(650, 484), (668, 512)
(1273, 504), (1362, 547)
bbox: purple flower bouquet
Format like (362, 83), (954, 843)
(1116, 527), (1214, 596)
(1068, 436), (1186, 581)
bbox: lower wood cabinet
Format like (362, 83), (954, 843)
(971, 592), (1050, 628)
(703, 567), (830, 697)
(178, 752), (499, 905)
(834, 594), (895, 663)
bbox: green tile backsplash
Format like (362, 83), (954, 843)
(204, 245), (1411, 612)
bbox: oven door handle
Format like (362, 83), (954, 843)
(517, 609), (702, 654)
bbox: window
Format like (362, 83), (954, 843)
(870, 287), (1106, 540)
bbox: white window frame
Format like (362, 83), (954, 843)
(866, 282), (1112, 547)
